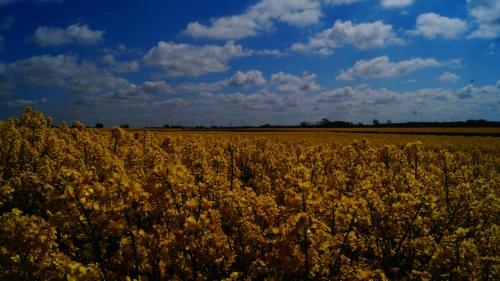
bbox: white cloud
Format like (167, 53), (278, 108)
(0, 54), (137, 99)
(445, 58), (463, 69)
(4, 53), (496, 124)
(198, 91), (299, 113)
(456, 81), (500, 99)
(67, 77), (495, 123)
(184, 0), (363, 40)
(317, 86), (402, 107)
(143, 41), (250, 77)
(253, 48), (287, 57)
(141, 81), (174, 96)
(191, 72), (321, 113)
(176, 70), (267, 93)
(176, 70), (320, 96)
(2, 98), (47, 108)
(403, 79), (417, 83)
(380, 0), (414, 9)
(184, 0), (323, 40)
(292, 20), (402, 55)
(271, 71), (321, 94)
(4, 55), (104, 88)
(412, 13), (467, 39)
(175, 81), (227, 93)
(101, 54), (139, 73)
(337, 55), (441, 80)
(166, 71), (321, 117)
(467, 0), (500, 39)
(228, 70), (267, 87)
(324, 0), (363, 5)
(438, 72), (459, 83)
(314, 86), (474, 122)
(32, 24), (105, 46)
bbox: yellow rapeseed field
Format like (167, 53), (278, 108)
(1, 108), (499, 280)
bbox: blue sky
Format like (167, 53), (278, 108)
(0, 0), (499, 126)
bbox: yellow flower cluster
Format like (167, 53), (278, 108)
(0, 108), (498, 280)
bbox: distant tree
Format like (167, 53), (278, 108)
(386, 120), (392, 125)
(319, 118), (332, 127)
(163, 124), (170, 128)
(300, 122), (310, 127)
(119, 124), (130, 129)
(372, 119), (380, 126)
(95, 123), (104, 128)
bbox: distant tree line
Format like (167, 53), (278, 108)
(297, 118), (500, 128)
(69, 119), (500, 129)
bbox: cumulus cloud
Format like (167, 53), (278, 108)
(0, 54), (157, 102)
(292, 20), (402, 55)
(337, 55), (441, 80)
(184, 83), (479, 124)
(253, 48), (287, 57)
(67, 76), (496, 124)
(184, 0), (323, 40)
(438, 72), (460, 83)
(403, 79), (417, 84)
(32, 24), (105, 46)
(249, 82), (496, 122)
(143, 41), (251, 77)
(141, 81), (174, 96)
(184, 0), (363, 40)
(3, 55), (106, 89)
(229, 70), (267, 87)
(411, 13), (467, 39)
(324, 0), (363, 5)
(380, 0), (414, 9)
(4, 53), (497, 124)
(456, 81), (500, 99)
(317, 86), (401, 107)
(163, 70), (322, 117)
(175, 81), (227, 94)
(175, 70), (321, 97)
(271, 71), (321, 94)
(313, 85), (483, 122)
(2, 98), (47, 108)
(467, 0), (500, 39)
(176, 70), (320, 97)
(101, 54), (139, 73)
(198, 91), (296, 112)
(176, 70), (267, 93)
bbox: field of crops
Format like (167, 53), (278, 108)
(1, 109), (499, 280)
(135, 128), (500, 149)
